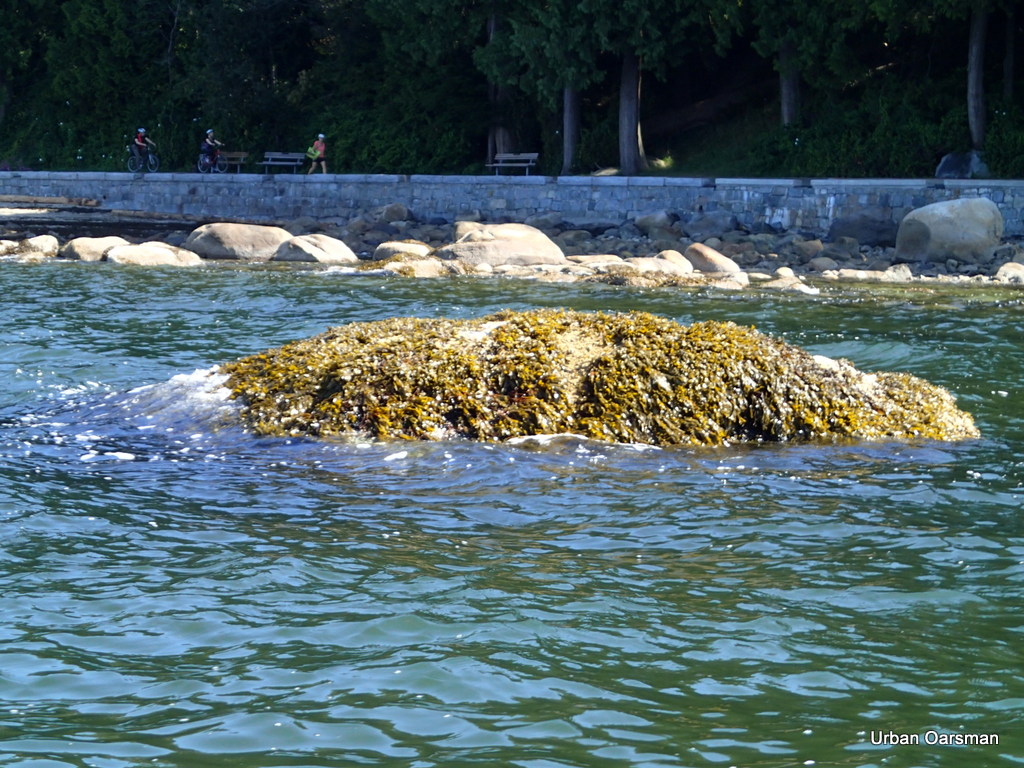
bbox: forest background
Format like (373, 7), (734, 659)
(1, 0), (1022, 179)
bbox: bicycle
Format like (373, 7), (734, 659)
(126, 145), (160, 173)
(197, 147), (227, 174)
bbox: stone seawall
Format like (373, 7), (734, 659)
(3, 171), (1024, 237)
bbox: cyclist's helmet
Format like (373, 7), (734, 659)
(206, 129), (214, 135)
(138, 128), (146, 134)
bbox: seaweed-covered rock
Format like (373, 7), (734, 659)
(222, 309), (978, 446)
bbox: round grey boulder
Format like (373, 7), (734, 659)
(436, 222), (567, 267)
(183, 222), (293, 261)
(105, 243), (203, 267)
(272, 234), (359, 264)
(895, 198), (1003, 264)
(60, 236), (130, 262)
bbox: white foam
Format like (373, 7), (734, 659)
(121, 366), (240, 432)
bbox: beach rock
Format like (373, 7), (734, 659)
(626, 257), (693, 276)
(633, 210), (676, 236)
(683, 242), (742, 273)
(681, 211), (739, 240)
(569, 254), (627, 267)
(994, 261), (1024, 283)
(823, 236), (860, 260)
(183, 222), (292, 261)
(17, 235), (60, 259)
(561, 216), (622, 235)
(759, 275), (821, 295)
(827, 263), (913, 283)
(895, 198), (1003, 264)
(706, 272), (751, 290)
(377, 203), (410, 223)
(381, 257), (461, 278)
(554, 229), (592, 247)
(284, 216), (322, 235)
(60, 236), (130, 262)
(222, 308), (978, 445)
(272, 234), (359, 264)
(809, 255), (840, 272)
(372, 240), (434, 261)
(105, 243), (203, 267)
(436, 222), (567, 267)
(656, 249), (694, 272)
(827, 213), (898, 246)
(792, 239), (824, 261)
(524, 212), (563, 229)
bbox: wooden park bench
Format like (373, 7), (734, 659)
(220, 151), (249, 172)
(486, 152), (539, 175)
(256, 151), (307, 173)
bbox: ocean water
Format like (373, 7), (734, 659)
(1, 261), (1021, 768)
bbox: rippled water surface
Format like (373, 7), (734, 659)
(1, 262), (1022, 768)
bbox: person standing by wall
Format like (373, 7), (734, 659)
(307, 133), (326, 174)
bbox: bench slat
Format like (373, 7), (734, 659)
(257, 152), (308, 173)
(220, 151), (249, 173)
(486, 152), (539, 175)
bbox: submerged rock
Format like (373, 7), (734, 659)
(222, 309), (978, 446)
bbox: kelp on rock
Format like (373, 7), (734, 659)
(221, 309), (979, 445)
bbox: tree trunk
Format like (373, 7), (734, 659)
(561, 86), (579, 175)
(968, 4), (988, 149)
(778, 39), (800, 126)
(618, 50), (646, 175)
(1005, 8), (1016, 101)
(486, 13), (513, 161)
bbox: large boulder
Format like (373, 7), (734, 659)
(435, 222), (567, 267)
(222, 309), (978, 446)
(995, 262), (1024, 283)
(60, 236), (130, 262)
(16, 235), (60, 260)
(272, 234), (359, 264)
(105, 243), (203, 267)
(683, 242), (742, 273)
(183, 222), (293, 261)
(895, 198), (1003, 264)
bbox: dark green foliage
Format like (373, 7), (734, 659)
(0, 0), (1021, 177)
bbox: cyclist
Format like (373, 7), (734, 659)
(201, 129), (223, 159)
(132, 128), (156, 166)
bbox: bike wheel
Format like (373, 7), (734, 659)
(147, 155), (160, 172)
(127, 155), (142, 173)
(214, 157), (227, 173)
(197, 156), (210, 174)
